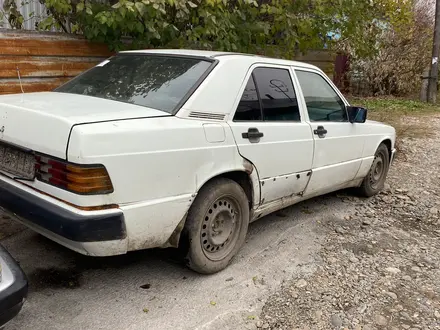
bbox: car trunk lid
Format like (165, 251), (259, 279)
(0, 92), (170, 159)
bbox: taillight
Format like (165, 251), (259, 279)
(35, 155), (114, 195)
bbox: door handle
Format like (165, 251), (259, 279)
(313, 125), (327, 138)
(242, 128), (264, 139)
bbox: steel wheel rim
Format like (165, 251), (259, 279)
(369, 151), (386, 189)
(200, 195), (241, 261)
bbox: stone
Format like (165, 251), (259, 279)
(331, 314), (343, 328)
(375, 314), (388, 326)
(328, 257), (338, 264)
(357, 304), (367, 314)
(400, 311), (411, 320)
(295, 279), (308, 288)
(335, 226), (346, 234)
(429, 207), (438, 215)
(386, 291), (398, 300)
(411, 266), (421, 272)
(262, 323), (269, 329)
(434, 311), (440, 319)
(385, 267), (401, 274)
(256, 321), (263, 328)
(349, 256), (359, 263)
(362, 219), (372, 226)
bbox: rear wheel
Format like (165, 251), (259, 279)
(181, 178), (250, 274)
(358, 143), (390, 197)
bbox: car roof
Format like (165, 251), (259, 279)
(119, 49), (319, 70)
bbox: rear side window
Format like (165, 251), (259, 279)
(253, 68), (300, 121)
(55, 54), (213, 114)
(233, 67), (300, 121)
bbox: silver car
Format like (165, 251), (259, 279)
(0, 245), (27, 329)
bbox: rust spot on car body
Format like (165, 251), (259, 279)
(243, 159), (253, 174)
(162, 213), (187, 248)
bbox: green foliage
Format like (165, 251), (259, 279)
(34, 0), (413, 58)
(2, 0), (24, 29)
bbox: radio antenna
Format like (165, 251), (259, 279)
(16, 66), (24, 93)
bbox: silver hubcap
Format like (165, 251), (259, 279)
(201, 197), (241, 261)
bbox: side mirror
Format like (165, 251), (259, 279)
(347, 106), (367, 123)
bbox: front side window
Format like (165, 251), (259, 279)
(233, 67), (300, 121)
(55, 54), (213, 114)
(296, 70), (347, 122)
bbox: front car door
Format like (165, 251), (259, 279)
(294, 68), (366, 195)
(228, 65), (314, 205)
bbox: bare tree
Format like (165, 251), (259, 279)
(351, 0), (435, 97)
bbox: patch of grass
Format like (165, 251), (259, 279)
(349, 97), (440, 115)
(348, 97), (440, 140)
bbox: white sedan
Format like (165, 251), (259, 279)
(0, 50), (395, 274)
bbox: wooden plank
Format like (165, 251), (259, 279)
(0, 38), (113, 57)
(0, 56), (102, 78)
(0, 77), (70, 94)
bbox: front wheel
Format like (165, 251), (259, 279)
(358, 143), (390, 197)
(181, 178), (250, 274)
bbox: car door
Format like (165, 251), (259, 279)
(228, 65), (314, 205)
(294, 68), (366, 195)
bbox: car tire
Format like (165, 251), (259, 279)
(358, 143), (390, 197)
(181, 178), (250, 274)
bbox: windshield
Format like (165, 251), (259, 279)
(55, 54), (213, 114)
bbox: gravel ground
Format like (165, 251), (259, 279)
(1, 115), (439, 330)
(258, 115), (440, 330)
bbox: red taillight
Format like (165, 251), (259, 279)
(35, 156), (113, 195)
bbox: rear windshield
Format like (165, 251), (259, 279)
(55, 54), (213, 114)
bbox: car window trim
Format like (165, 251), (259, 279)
(54, 53), (218, 116)
(251, 72), (264, 121)
(294, 68), (349, 123)
(232, 64), (302, 123)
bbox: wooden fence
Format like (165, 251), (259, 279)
(0, 30), (111, 95)
(0, 29), (338, 95)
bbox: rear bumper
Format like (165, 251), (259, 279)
(0, 175), (128, 256)
(0, 177), (126, 243)
(0, 245), (28, 328)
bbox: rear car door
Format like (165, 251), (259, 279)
(294, 68), (366, 195)
(228, 65), (314, 204)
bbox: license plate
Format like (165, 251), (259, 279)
(0, 143), (35, 180)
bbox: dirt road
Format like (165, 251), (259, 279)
(1, 115), (439, 330)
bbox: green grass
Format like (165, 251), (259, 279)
(347, 97), (440, 140)
(349, 97), (440, 115)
